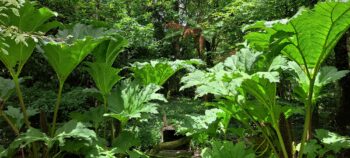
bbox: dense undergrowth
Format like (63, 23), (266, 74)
(1, 0), (350, 158)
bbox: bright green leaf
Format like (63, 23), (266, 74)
(41, 37), (103, 82)
(106, 80), (167, 123)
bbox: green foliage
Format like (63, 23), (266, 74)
(3, 106), (37, 130)
(41, 37), (103, 83)
(86, 62), (122, 96)
(302, 129), (350, 158)
(91, 34), (128, 66)
(70, 106), (105, 130)
(114, 15), (155, 51)
(0, 0), (21, 53)
(5, 85), (90, 115)
(131, 59), (203, 86)
(180, 47), (265, 98)
(0, 77), (15, 102)
(0, 1), (58, 32)
(106, 80), (167, 125)
(201, 141), (256, 158)
(289, 63), (349, 101)
(2, 1), (350, 157)
(112, 130), (149, 158)
(113, 130), (140, 152)
(0, 1), (58, 75)
(245, 2), (350, 69)
(243, 1), (350, 157)
(57, 23), (108, 41)
(2, 120), (100, 157)
(131, 98), (203, 149)
(174, 108), (223, 136)
(4, 128), (51, 156)
(54, 120), (98, 154)
(203, 0), (306, 53)
(315, 129), (350, 153)
(0, 145), (5, 157)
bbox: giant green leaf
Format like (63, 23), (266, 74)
(173, 108), (223, 136)
(286, 2), (350, 68)
(91, 34), (128, 66)
(0, 1), (59, 75)
(86, 62), (122, 96)
(245, 1), (350, 69)
(106, 80), (167, 124)
(0, 37), (36, 74)
(0, 1), (58, 32)
(54, 120), (98, 154)
(41, 37), (103, 82)
(131, 59), (203, 86)
(180, 48), (262, 98)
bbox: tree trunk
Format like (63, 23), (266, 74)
(151, 1), (165, 41)
(335, 32), (350, 134)
(178, 0), (187, 26)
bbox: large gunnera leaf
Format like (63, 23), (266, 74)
(131, 59), (203, 86)
(86, 62), (122, 96)
(180, 47), (262, 98)
(41, 37), (103, 82)
(0, 1), (58, 74)
(106, 80), (167, 124)
(91, 34), (128, 66)
(245, 1), (350, 69)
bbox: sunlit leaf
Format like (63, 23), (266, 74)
(106, 80), (167, 123)
(131, 59), (203, 86)
(41, 37), (103, 82)
(246, 1), (350, 69)
(315, 66), (349, 87)
(91, 34), (128, 66)
(174, 108), (223, 136)
(315, 129), (350, 153)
